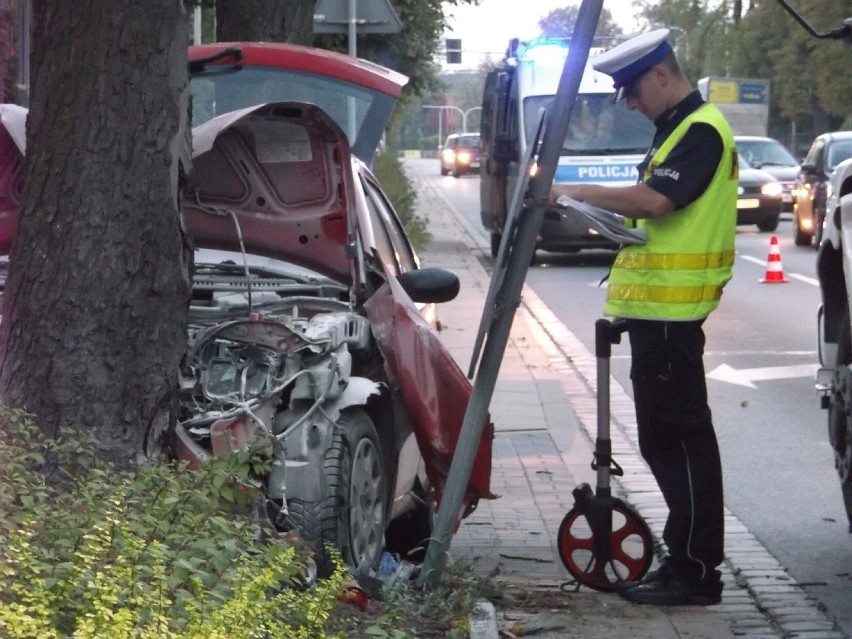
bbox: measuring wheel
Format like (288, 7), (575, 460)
(557, 488), (654, 591)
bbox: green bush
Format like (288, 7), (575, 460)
(0, 410), (349, 639)
(371, 151), (431, 253)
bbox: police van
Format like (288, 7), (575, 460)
(479, 38), (654, 258)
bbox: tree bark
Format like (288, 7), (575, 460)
(0, 0), (192, 465)
(216, 0), (315, 45)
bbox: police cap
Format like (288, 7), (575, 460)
(592, 28), (673, 96)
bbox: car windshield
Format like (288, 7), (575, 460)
(737, 139), (798, 167)
(191, 66), (397, 163)
(524, 94), (654, 154)
(457, 135), (479, 149)
(828, 140), (852, 171)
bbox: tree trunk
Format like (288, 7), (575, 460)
(216, 0), (315, 45)
(0, 0), (192, 465)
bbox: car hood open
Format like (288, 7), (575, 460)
(187, 102), (358, 284)
(0, 102), (360, 284)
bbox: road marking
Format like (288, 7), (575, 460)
(706, 362), (819, 388)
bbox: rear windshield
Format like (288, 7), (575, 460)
(191, 66), (397, 162)
(736, 139), (798, 167)
(524, 94), (653, 155)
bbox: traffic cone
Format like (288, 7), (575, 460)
(760, 235), (789, 283)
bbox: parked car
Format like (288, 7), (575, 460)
(737, 155), (784, 232)
(793, 131), (852, 247)
(734, 135), (799, 213)
(440, 132), (480, 177)
(0, 43), (496, 577)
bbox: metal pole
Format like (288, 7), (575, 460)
(347, 0), (357, 144)
(418, 0), (604, 589)
(348, 0), (357, 56)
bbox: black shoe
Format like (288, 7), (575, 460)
(619, 575), (722, 606)
(617, 561), (672, 594)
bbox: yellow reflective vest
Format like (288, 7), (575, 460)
(604, 104), (737, 321)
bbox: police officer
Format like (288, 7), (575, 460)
(551, 29), (737, 606)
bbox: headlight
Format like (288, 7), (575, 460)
(456, 150), (471, 164)
(761, 181), (783, 198)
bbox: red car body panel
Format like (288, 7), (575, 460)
(188, 42), (407, 99)
(365, 275), (495, 503)
(0, 104), (25, 254)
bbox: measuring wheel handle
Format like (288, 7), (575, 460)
(557, 492), (654, 592)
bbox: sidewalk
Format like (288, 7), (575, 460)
(406, 162), (846, 639)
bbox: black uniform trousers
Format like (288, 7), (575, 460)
(626, 318), (724, 585)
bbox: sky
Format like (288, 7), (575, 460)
(441, 0), (646, 69)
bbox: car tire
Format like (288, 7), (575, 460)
(757, 214), (780, 233)
(287, 408), (387, 577)
(793, 211), (813, 247)
(440, 166), (449, 176)
(452, 166), (461, 178)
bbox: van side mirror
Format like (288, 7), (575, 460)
(800, 162), (819, 175)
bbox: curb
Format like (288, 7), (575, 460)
(468, 601), (498, 639)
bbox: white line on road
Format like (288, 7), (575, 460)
(737, 254), (818, 286)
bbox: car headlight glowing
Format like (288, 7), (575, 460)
(761, 182), (783, 198)
(456, 150), (472, 164)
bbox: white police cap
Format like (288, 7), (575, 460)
(592, 28), (673, 91)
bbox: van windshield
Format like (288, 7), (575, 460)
(524, 94), (654, 154)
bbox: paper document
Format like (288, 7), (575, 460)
(555, 195), (648, 246)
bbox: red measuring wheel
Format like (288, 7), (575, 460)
(557, 494), (654, 592)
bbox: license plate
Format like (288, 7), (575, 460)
(737, 198), (760, 209)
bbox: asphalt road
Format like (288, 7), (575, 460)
(405, 157), (852, 637)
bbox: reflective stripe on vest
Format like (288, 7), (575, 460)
(604, 103), (737, 321)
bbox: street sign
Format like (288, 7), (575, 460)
(314, 0), (403, 34)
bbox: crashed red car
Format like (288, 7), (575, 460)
(0, 43), (494, 576)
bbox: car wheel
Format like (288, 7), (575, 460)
(452, 167), (461, 178)
(829, 308), (852, 532)
(793, 211), (813, 247)
(757, 214), (780, 233)
(440, 166), (449, 176)
(287, 408), (386, 577)
(490, 231), (502, 258)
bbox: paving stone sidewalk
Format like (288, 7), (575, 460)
(405, 163), (847, 639)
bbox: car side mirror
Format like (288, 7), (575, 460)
(801, 162), (819, 175)
(397, 267), (460, 303)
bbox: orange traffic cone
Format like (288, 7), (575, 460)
(760, 235), (789, 283)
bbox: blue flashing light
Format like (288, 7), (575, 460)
(516, 37), (570, 63)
